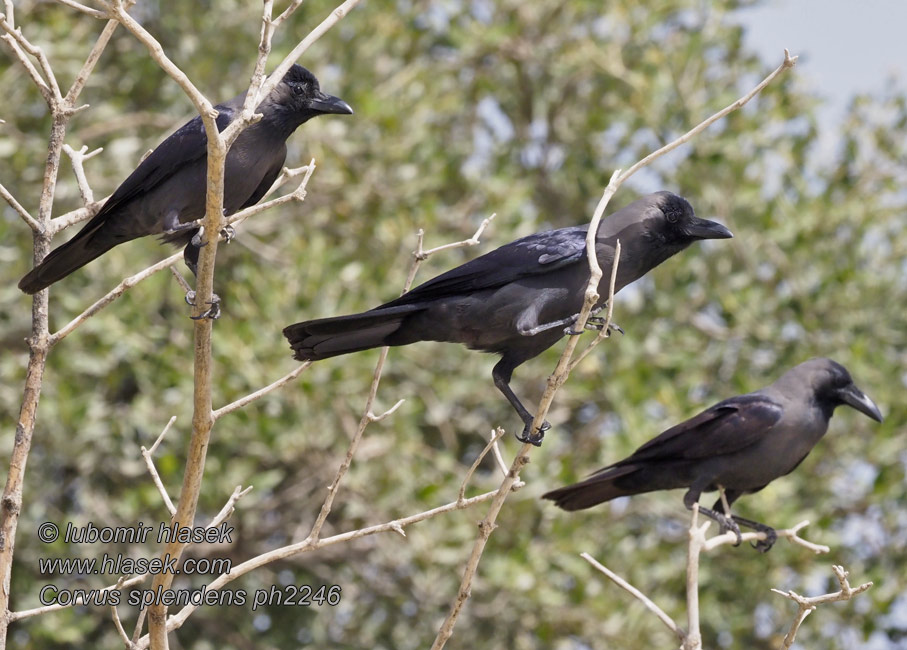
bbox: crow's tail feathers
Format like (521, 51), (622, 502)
(283, 304), (423, 361)
(541, 465), (638, 511)
(18, 232), (118, 295)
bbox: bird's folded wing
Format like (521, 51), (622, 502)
(85, 103), (238, 226)
(617, 394), (784, 464)
(382, 226), (591, 307)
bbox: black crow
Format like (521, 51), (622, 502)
(19, 64), (352, 296)
(543, 358), (883, 551)
(283, 191), (732, 444)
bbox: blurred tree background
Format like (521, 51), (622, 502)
(1, 0), (905, 648)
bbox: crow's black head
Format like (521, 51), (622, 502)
(797, 358), (884, 422)
(268, 64), (353, 130)
(649, 191), (733, 246)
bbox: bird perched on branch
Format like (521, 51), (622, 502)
(283, 191), (732, 445)
(543, 358), (883, 551)
(19, 64), (353, 308)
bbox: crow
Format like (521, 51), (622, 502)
(19, 64), (352, 301)
(284, 191), (732, 444)
(543, 358), (883, 551)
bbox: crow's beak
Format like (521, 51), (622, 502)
(686, 217), (733, 240)
(308, 92), (354, 115)
(837, 383), (884, 423)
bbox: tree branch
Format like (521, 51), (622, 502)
(581, 552), (686, 643)
(772, 565), (872, 649)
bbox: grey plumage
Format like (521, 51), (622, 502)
(542, 358), (884, 551)
(19, 64), (352, 294)
(283, 191), (733, 444)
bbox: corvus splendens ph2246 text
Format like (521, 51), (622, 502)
(283, 191), (732, 445)
(543, 358), (883, 551)
(19, 65), (352, 297)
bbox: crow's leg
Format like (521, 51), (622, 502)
(728, 515), (778, 553)
(182, 240), (221, 320)
(492, 357), (549, 446)
(163, 209), (197, 235)
(684, 486), (742, 546)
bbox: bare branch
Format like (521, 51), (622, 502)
(581, 552), (686, 643)
(212, 362), (313, 421)
(416, 213), (496, 260)
(701, 519), (830, 554)
(568, 239), (621, 372)
(225, 159), (316, 230)
(9, 575), (147, 622)
(489, 427), (509, 477)
(772, 565), (872, 649)
(619, 49), (797, 185)
(0, 12), (59, 105)
(458, 428), (508, 504)
(110, 582), (137, 650)
(64, 18), (120, 104)
(0, 181), (42, 232)
(206, 485), (253, 529)
(140, 486), (516, 645)
(367, 398), (406, 422)
(306, 221), (493, 543)
(50, 200), (105, 234)
(140, 417), (178, 516)
(54, 0), (110, 20)
(48, 250), (184, 346)
(107, 0), (216, 128)
(63, 143), (103, 205)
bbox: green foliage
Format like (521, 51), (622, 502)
(1, 0), (905, 647)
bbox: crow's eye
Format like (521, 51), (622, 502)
(664, 209), (679, 224)
(293, 83), (306, 96)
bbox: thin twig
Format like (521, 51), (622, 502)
(136, 486), (515, 646)
(9, 575), (148, 622)
(772, 565), (872, 649)
(140, 417), (178, 516)
(131, 607), (147, 646)
(62, 143), (103, 205)
(110, 586), (137, 649)
(701, 519), (830, 554)
(489, 428), (509, 477)
(206, 485), (253, 529)
(458, 428), (508, 504)
(306, 220), (494, 543)
(0, 181), (42, 232)
(367, 398), (406, 422)
(212, 362), (313, 421)
(568, 239), (621, 372)
(416, 213), (496, 260)
(54, 0), (109, 20)
(48, 250), (184, 345)
(581, 552), (686, 643)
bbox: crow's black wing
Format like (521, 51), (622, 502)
(382, 226), (591, 308)
(614, 394), (783, 465)
(87, 99), (240, 225)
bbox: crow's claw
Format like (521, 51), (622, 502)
(220, 225), (235, 243)
(190, 228), (207, 249)
(185, 291), (221, 320)
(586, 317), (624, 335)
(516, 420), (551, 446)
(751, 528), (778, 553)
(717, 515), (743, 547)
